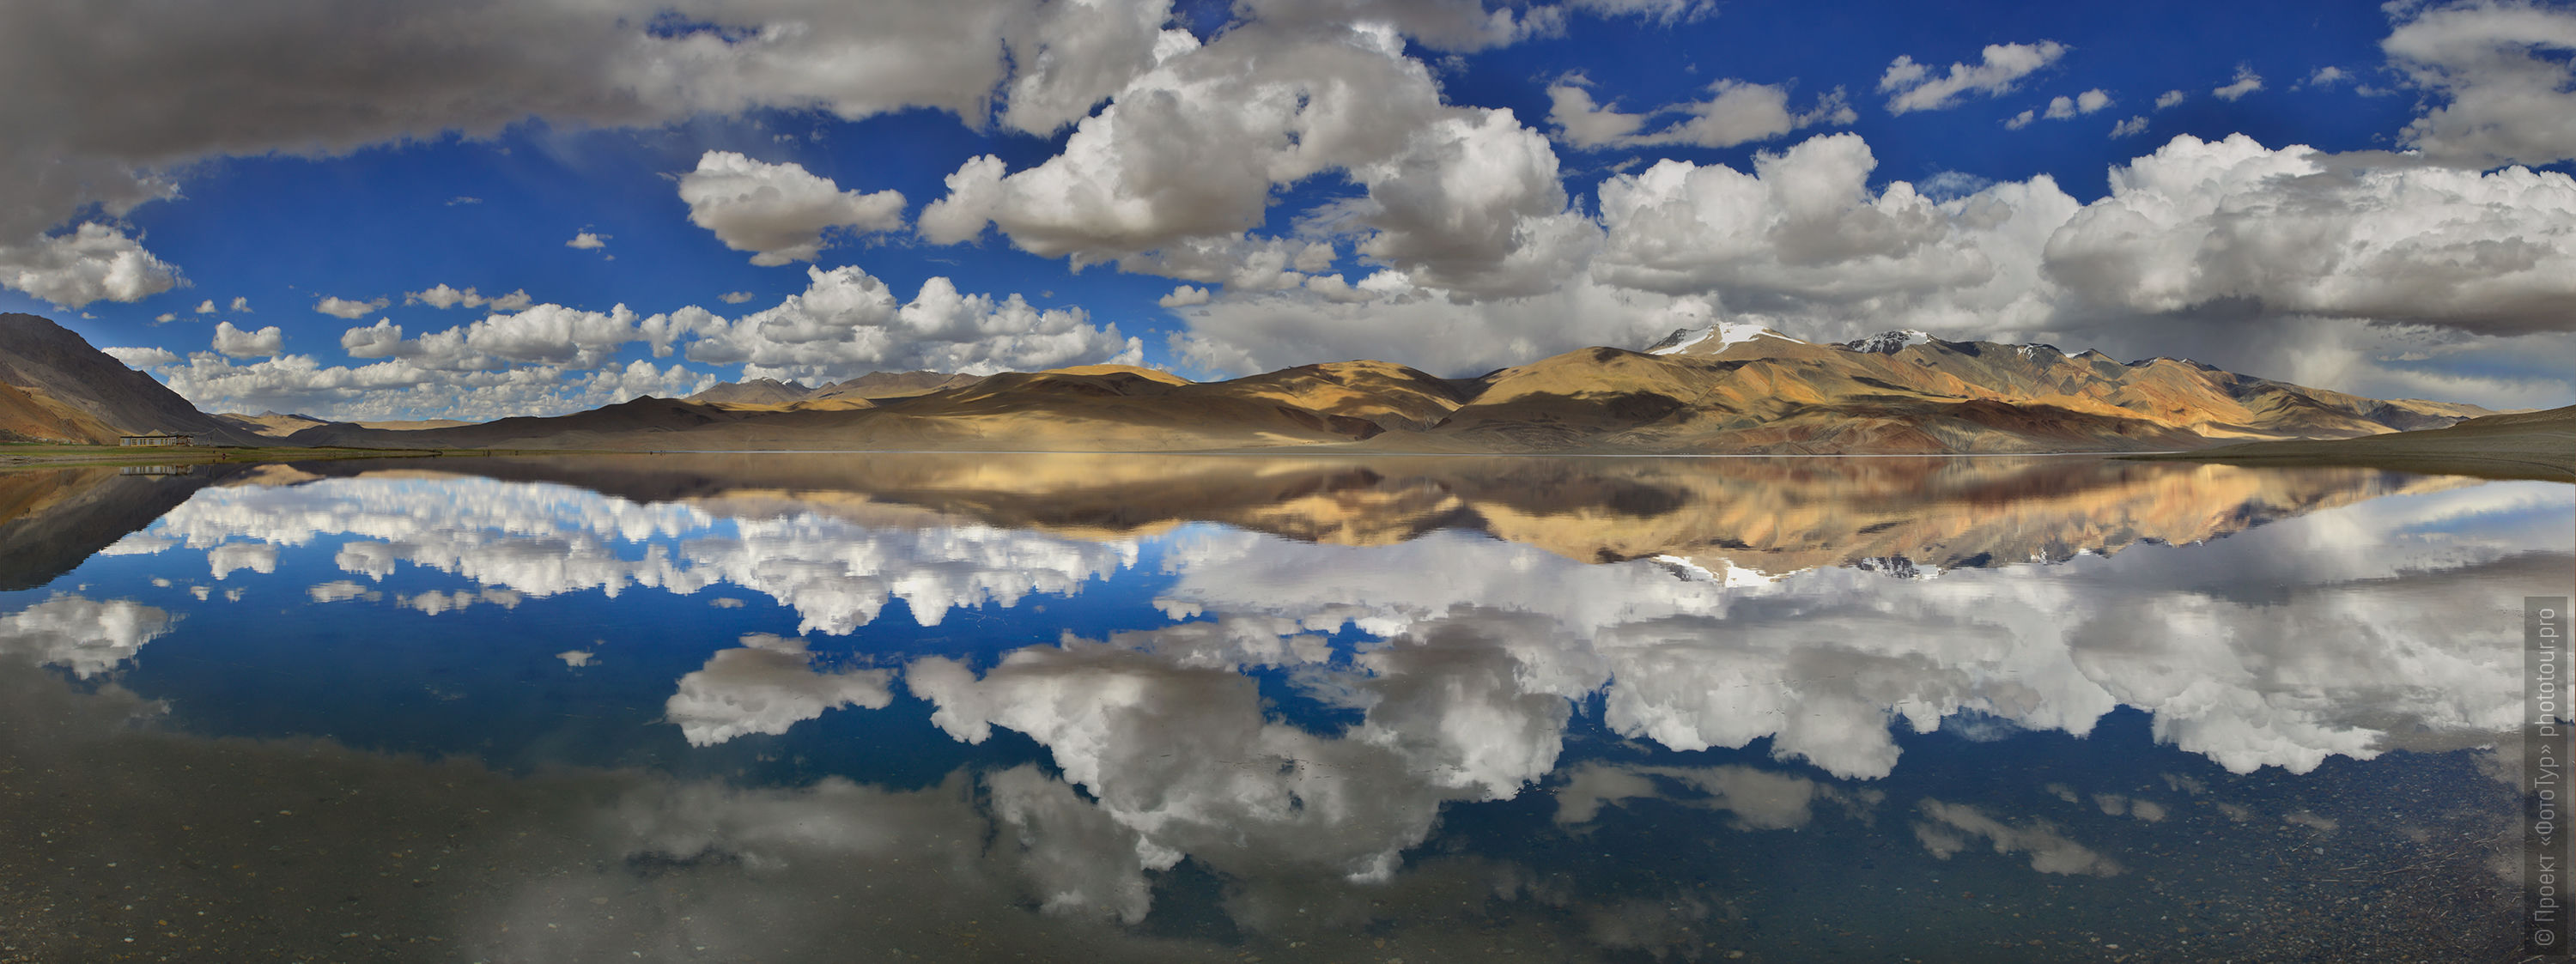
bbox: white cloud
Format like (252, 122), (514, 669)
(103, 345), (181, 369)
(665, 634), (896, 746)
(1878, 41), (2069, 114)
(1915, 799), (2122, 876)
(229, 295), (250, 312)
(1589, 133), (2073, 329)
(2043, 132), (2576, 336)
(339, 319), (406, 359)
(1166, 128), (2576, 407)
(314, 294), (389, 318)
(1546, 77), (1854, 149)
(920, 21), (1591, 301)
(144, 474), (1144, 637)
(160, 266), (1139, 420)
(2386, 0), (2576, 166)
(2212, 64), (2264, 100)
(405, 283), (531, 311)
(677, 151), (908, 266)
(2305, 65), (2349, 88)
(158, 351), (715, 423)
(0, 222), (184, 307)
(686, 266), (1143, 381)
(717, 291), (756, 305)
(0, 594), (173, 678)
(1157, 285), (1210, 307)
(2107, 116), (2150, 137)
(2154, 88), (2187, 109)
(2010, 89), (2113, 130)
(194, 300), (216, 314)
(565, 232), (609, 250)
(2044, 88), (2111, 118)
(153, 312), (176, 323)
(211, 320), (284, 357)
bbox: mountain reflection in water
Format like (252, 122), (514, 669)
(0, 453), (2563, 962)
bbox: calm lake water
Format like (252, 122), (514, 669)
(0, 453), (2567, 962)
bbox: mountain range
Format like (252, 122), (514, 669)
(0, 312), (2507, 454)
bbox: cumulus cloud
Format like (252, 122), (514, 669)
(1170, 124), (2576, 405)
(2212, 64), (2264, 100)
(1546, 76), (1853, 149)
(1914, 799), (2122, 876)
(2005, 88), (2111, 130)
(717, 291), (756, 305)
(103, 344), (181, 369)
(0, 222), (184, 307)
(405, 283), (531, 311)
(2047, 88), (2111, 118)
(2386, 0), (2576, 166)
(160, 351), (715, 423)
(665, 634), (896, 746)
(194, 300), (216, 314)
(920, 21), (1592, 301)
(1878, 41), (2068, 114)
(2155, 88), (2187, 109)
(338, 318), (406, 359)
(677, 151), (908, 266)
(164, 268), (1138, 419)
(0, 594), (173, 678)
(2108, 116), (2150, 137)
(314, 294), (389, 318)
(1157, 285), (1210, 307)
(2042, 132), (2576, 336)
(1589, 133), (2076, 332)
(565, 231), (609, 250)
(210, 320), (284, 357)
(684, 265), (1142, 381)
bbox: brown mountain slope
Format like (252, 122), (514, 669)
(215, 411), (330, 438)
(0, 381), (123, 444)
(0, 313), (261, 444)
(807, 370), (984, 401)
(684, 379), (811, 408)
(2125, 403), (2576, 481)
(1372, 328), (2494, 454)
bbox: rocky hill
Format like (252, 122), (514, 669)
(0, 313), (260, 445)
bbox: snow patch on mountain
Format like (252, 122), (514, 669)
(1839, 330), (1933, 354)
(1651, 554), (1784, 587)
(1646, 320), (1803, 355)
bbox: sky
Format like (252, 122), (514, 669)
(3, 0), (2574, 421)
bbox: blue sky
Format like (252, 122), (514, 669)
(3, 0), (2572, 419)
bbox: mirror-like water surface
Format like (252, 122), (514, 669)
(0, 454), (2565, 962)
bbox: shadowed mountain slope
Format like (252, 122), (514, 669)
(0, 314), (261, 445)
(2126, 403), (2576, 481)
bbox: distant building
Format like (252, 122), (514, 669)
(118, 433), (193, 446)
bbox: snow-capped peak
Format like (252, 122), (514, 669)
(1646, 320), (1804, 355)
(1651, 554), (1784, 587)
(1839, 330), (1932, 354)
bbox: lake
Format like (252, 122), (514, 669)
(0, 453), (2566, 962)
